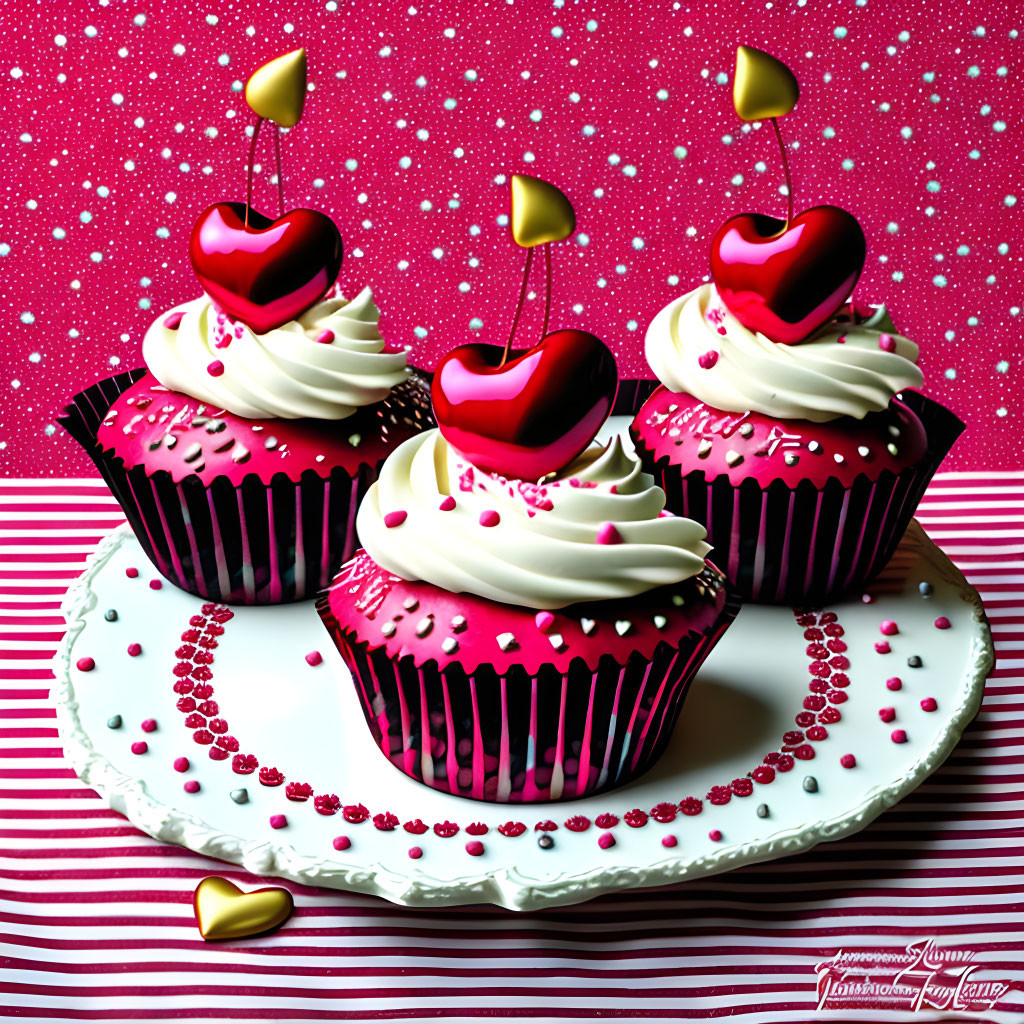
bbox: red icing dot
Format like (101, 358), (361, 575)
(891, 729), (908, 744)
(148, 579), (163, 591)
(875, 641), (891, 654)
(679, 797), (703, 816)
(697, 350), (719, 369)
(76, 657), (95, 672)
(661, 835), (678, 848)
(197, 700), (218, 716)
(808, 680), (829, 694)
(433, 820), (459, 838)
(343, 803), (369, 822)
(534, 611), (555, 633)
(879, 620), (899, 636)
(404, 819), (428, 835)
(707, 785), (732, 805)
(751, 765), (775, 784)
(437, 496), (458, 513)
(729, 778), (753, 798)
(304, 650), (323, 667)
(708, 829), (722, 842)
(131, 741), (147, 755)
(465, 840), (485, 856)
(879, 707), (896, 722)
(819, 706), (842, 724)
(498, 821), (526, 837)
(594, 813), (619, 829)
(535, 820), (558, 832)
(783, 730), (805, 745)
(259, 767), (284, 787)
(920, 697), (938, 712)
(820, 613), (838, 624)
(803, 694), (827, 712)
(140, 718), (157, 733)
(332, 836), (351, 851)
(193, 730), (213, 745)
(408, 846), (423, 859)
(795, 711), (816, 727)
(184, 780), (200, 793)
(286, 781), (313, 801)
(207, 359), (225, 377)
(384, 510), (408, 528)
(316, 329), (335, 344)
(597, 832), (616, 850)
(209, 746), (229, 761)
(315, 794), (341, 816)
(827, 690), (848, 705)
(232, 754), (258, 775)
(125, 567), (139, 578)
(269, 814), (288, 829)
(807, 726), (828, 741)
(650, 802), (677, 823)
(479, 510), (500, 527)
(823, 623), (844, 638)
(127, 643), (142, 658)
(878, 333), (896, 352)
(564, 815), (590, 832)
(793, 744), (815, 760)
(886, 677), (903, 691)
(840, 754), (857, 769)
(214, 735), (239, 753)
(831, 673), (850, 687)
(596, 522), (622, 545)
(934, 616), (951, 630)
(624, 808), (649, 827)
(173, 756), (189, 772)
(374, 812), (400, 831)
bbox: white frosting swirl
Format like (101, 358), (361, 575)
(142, 287), (409, 419)
(645, 283), (924, 422)
(357, 428), (711, 610)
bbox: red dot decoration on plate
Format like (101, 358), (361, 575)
(875, 641), (891, 654)
(886, 677), (903, 691)
(304, 650), (323, 667)
(891, 729), (908, 744)
(935, 617), (952, 630)
(148, 580), (163, 591)
(269, 814), (288, 829)
(408, 847), (423, 860)
(75, 656), (95, 672)
(921, 697), (938, 712)
(597, 832), (616, 850)
(661, 835), (678, 849)
(383, 510), (407, 529)
(879, 620), (899, 636)
(708, 830), (723, 842)
(465, 840), (485, 857)
(131, 741), (147, 755)
(879, 707), (896, 723)
(141, 719), (157, 733)
(127, 643), (142, 657)
(332, 836), (351, 851)
(173, 757), (190, 773)
(840, 754), (856, 769)
(184, 780), (200, 794)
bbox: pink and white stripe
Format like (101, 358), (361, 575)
(1, 475), (1023, 1021)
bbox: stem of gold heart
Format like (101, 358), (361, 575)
(771, 117), (794, 226)
(245, 117), (264, 228)
(542, 243), (552, 340)
(503, 245), (534, 366)
(274, 127), (284, 218)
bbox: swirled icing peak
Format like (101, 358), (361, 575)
(142, 287), (409, 420)
(356, 428), (711, 610)
(646, 283), (923, 423)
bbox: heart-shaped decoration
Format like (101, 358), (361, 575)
(193, 875), (294, 941)
(189, 202), (342, 334)
(432, 329), (618, 480)
(709, 205), (866, 345)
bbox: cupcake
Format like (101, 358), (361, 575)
(59, 49), (432, 604)
(630, 46), (963, 604)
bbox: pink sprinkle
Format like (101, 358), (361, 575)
(697, 350), (719, 369)
(125, 567), (139, 578)
(879, 707), (896, 722)
(886, 677), (903, 691)
(878, 333), (896, 352)
(333, 835), (351, 851)
(149, 579), (163, 591)
(891, 729), (908, 744)
(76, 656), (95, 672)
(269, 814), (288, 829)
(708, 829), (722, 842)
(173, 757), (190, 773)
(140, 719), (157, 733)
(874, 641), (891, 654)
(837, 334), (847, 344)
(920, 697), (938, 712)
(879, 620), (899, 636)
(127, 643), (142, 658)
(315, 329), (335, 344)
(661, 835), (678, 848)
(165, 311), (185, 330)
(184, 780), (200, 794)
(305, 650), (323, 667)
(131, 741), (148, 755)
(207, 360), (225, 377)
(534, 611), (555, 633)
(479, 510), (500, 528)
(934, 616), (951, 630)
(439, 496), (456, 511)
(384, 510), (408, 528)
(465, 840), (485, 857)
(861, 593), (874, 603)
(408, 846), (423, 859)
(840, 753), (857, 769)
(596, 522), (622, 545)
(597, 832), (616, 850)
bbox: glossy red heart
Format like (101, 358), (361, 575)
(432, 329), (618, 481)
(189, 202), (342, 334)
(709, 205), (866, 345)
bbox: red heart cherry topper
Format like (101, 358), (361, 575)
(710, 206), (866, 346)
(709, 46), (868, 345)
(432, 330), (618, 481)
(190, 203), (342, 335)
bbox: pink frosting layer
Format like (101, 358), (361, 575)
(319, 550), (733, 676)
(94, 372), (432, 486)
(630, 387), (927, 490)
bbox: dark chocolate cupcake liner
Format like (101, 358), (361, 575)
(322, 615), (734, 804)
(59, 371), (429, 605)
(632, 390), (964, 604)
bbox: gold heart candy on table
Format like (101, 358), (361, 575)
(193, 876), (294, 941)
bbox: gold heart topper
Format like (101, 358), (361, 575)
(194, 876), (294, 941)
(733, 45), (799, 121)
(510, 174), (576, 248)
(245, 48), (308, 128)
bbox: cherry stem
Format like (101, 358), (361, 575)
(245, 117), (264, 228)
(274, 127), (284, 218)
(503, 245), (534, 366)
(771, 117), (794, 226)
(542, 243), (553, 340)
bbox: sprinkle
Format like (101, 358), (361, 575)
(653, 615), (667, 630)
(887, 442), (900, 456)
(614, 620), (632, 636)
(878, 333), (896, 352)
(269, 814), (288, 829)
(784, 452), (800, 467)
(441, 637), (459, 655)
(596, 522), (622, 545)
(875, 641), (891, 654)
(315, 329), (335, 344)
(738, 422), (754, 438)
(213, 438), (234, 452)
(907, 655), (923, 668)
(403, 598), (419, 611)
(439, 495), (456, 511)
(415, 617), (433, 638)
(408, 846), (423, 859)
(305, 650), (323, 666)
(192, 416), (209, 427)
(548, 633), (565, 651)
(879, 707), (896, 722)
(807, 441), (822, 454)
(803, 776), (818, 793)
(479, 510), (500, 527)
(886, 677), (902, 691)
(840, 754), (856, 769)
(671, 594), (685, 607)
(708, 829), (722, 842)
(580, 618), (597, 636)
(141, 719), (157, 733)
(919, 581), (934, 596)
(106, 715), (122, 729)
(76, 656), (95, 672)
(725, 449), (743, 467)
(891, 729), (907, 744)
(756, 803), (769, 818)
(174, 757), (190, 772)
(104, 609), (119, 623)
(381, 623), (397, 638)
(333, 836), (351, 851)
(264, 436), (279, 451)
(206, 360), (225, 377)
(538, 834), (554, 849)
(833, 453), (845, 464)
(347, 433), (362, 447)
(127, 642), (142, 657)
(232, 444), (251, 464)
(131, 741), (148, 755)
(857, 445), (871, 458)
(230, 788), (249, 804)
(934, 616), (951, 630)
(450, 615), (467, 633)
(126, 568), (139, 578)
(837, 334), (846, 344)
(697, 350), (719, 369)
(465, 840), (485, 856)
(862, 593), (874, 603)
(535, 611), (555, 633)
(184, 780), (200, 793)
(661, 835), (678, 848)
(496, 632), (518, 652)
(697, 438), (713, 459)
(182, 443), (203, 463)
(384, 510), (408, 528)
(920, 697), (938, 712)
(597, 832), (616, 849)
(879, 620), (899, 636)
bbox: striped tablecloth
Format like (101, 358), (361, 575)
(1, 476), (1022, 1023)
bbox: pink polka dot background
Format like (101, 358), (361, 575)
(1, 0), (1020, 475)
